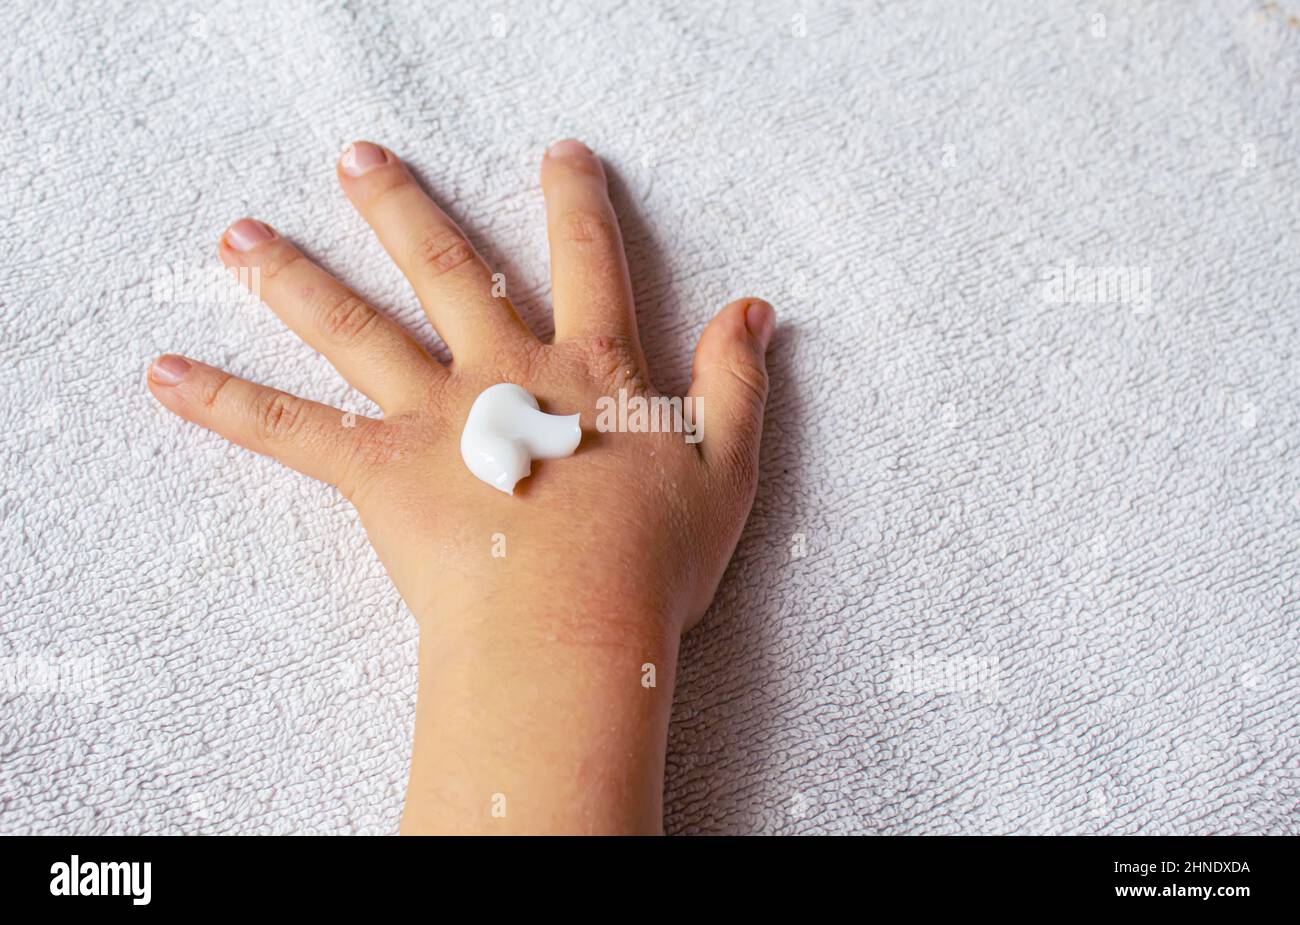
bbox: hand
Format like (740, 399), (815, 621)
(148, 138), (775, 833)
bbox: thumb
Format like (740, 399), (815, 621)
(687, 297), (775, 471)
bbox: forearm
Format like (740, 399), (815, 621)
(401, 606), (680, 834)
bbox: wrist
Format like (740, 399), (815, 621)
(417, 574), (685, 653)
(403, 593), (681, 834)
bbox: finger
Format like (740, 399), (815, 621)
(336, 141), (534, 363)
(686, 298), (774, 472)
(541, 140), (642, 359)
(220, 218), (442, 414)
(147, 354), (374, 493)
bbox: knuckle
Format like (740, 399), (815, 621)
(722, 356), (769, 407)
(729, 443), (761, 487)
(364, 170), (413, 209)
(578, 334), (645, 394)
(255, 391), (307, 442)
(715, 437), (761, 497)
(338, 423), (408, 503)
(198, 373), (235, 412)
(555, 155), (605, 180)
(555, 208), (618, 250)
(352, 422), (404, 469)
(319, 291), (380, 343)
(255, 242), (305, 281)
(415, 230), (477, 279)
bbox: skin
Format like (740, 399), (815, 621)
(147, 138), (774, 834)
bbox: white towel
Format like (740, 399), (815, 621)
(1, 0), (1295, 834)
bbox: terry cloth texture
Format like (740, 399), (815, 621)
(0, 0), (1296, 833)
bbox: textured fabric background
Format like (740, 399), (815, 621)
(1, 0), (1296, 834)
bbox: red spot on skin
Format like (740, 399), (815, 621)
(299, 286), (314, 299)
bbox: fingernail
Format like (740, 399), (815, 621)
(340, 141), (389, 176)
(150, 355), (192, 386)
(745, 301), (775, 350)
(547, 139), (592, 159)
(225, 218), (275, 252)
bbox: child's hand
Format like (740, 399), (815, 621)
(148, 139), (774, 833)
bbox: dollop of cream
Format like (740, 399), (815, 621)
(460, 383), (582, 494)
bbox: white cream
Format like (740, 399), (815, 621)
(460, 383), (582, 494)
